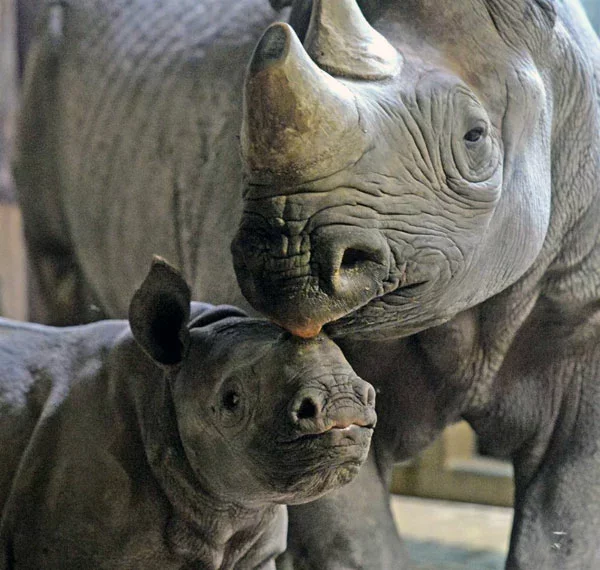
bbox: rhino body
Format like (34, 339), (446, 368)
(14, 0), (600, 568)
(0, 260), (376, 569)
(14, 0), (281, 323)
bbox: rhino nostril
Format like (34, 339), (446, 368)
(354, 382), (376, 407)
(340, 247), (380, 270)
(296, 397), (320, 420)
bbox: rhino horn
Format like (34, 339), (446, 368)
(304, 0), (401, 80)
(242, 22), (367, 184)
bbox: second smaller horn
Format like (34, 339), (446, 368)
(304, 0), (401, 80)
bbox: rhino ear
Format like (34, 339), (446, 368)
(129, 257), (191, 366)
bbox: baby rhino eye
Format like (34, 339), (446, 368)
(222, 390), (240, 411)
(216, 378), (248, 429)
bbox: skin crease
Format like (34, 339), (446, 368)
(12, 0), (600, 568)
(234, 0), (600, 568)
(0, 260), (376, 569)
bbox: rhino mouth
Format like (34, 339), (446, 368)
(320, 272), (445, 339)
(394, 280), (430, 296)
(294, 424), (374, 448)
(283, 423), (375, 447)
(276, 423), (374, 502)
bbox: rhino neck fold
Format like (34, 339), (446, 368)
(136, 374), (281, 567)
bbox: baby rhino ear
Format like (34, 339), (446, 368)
(129, 257), (192, 366)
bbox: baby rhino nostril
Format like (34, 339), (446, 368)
(296, 397), (319, 420)
(290, 391), (325, 427)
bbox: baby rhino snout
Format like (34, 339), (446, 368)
(288, 376), (377, 437)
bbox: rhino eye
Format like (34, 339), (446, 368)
(463, 126), (485, 143)
(217, 379), (250, 429)
(222, 390), (240, 411)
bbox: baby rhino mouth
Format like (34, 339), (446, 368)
(279, 420), (376, 503)
(287, 423), (376, 475)
(269, 379), (377, 502)
(285, 386), (377, 450)
(286, 418), (376, 446)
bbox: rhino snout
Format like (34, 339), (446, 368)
(234, 223), (391, 339)
(288, 378), (377, 438)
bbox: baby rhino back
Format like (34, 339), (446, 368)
(0, 319), (126, 513)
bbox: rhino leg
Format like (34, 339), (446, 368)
(508, 455), (600, 570)
(279, 445), (408, 570)
(505, 344), (600, 569)
(14, 3), (102, 325)
(24, 245), (102, 325)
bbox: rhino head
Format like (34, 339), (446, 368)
(128, 258), (376, 505)
(232, 0), (555, 339)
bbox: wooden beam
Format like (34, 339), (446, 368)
(391, 421), (515, 508)
(1, 0), (18, 204)
(0, 205), (27, 320)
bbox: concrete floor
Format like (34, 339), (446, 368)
(391, 496), (513, 569)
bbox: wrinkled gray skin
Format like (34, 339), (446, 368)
(14, 0), (600, 569)
(232, 0), (600, 569)
(0, 258), (376, 569)
(14, 0), (282, 324)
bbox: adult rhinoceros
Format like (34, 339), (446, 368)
(232, 0), (600, 568)
(14, 0), (600, 568)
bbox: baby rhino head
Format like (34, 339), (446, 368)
(129, 258), (376, 506)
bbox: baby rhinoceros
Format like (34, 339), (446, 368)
(0, 258), (376, 570)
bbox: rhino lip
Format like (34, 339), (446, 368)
(284, 422), (375, 445)
(322, 279), (431, 336)
(396, 280), (429, 293)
